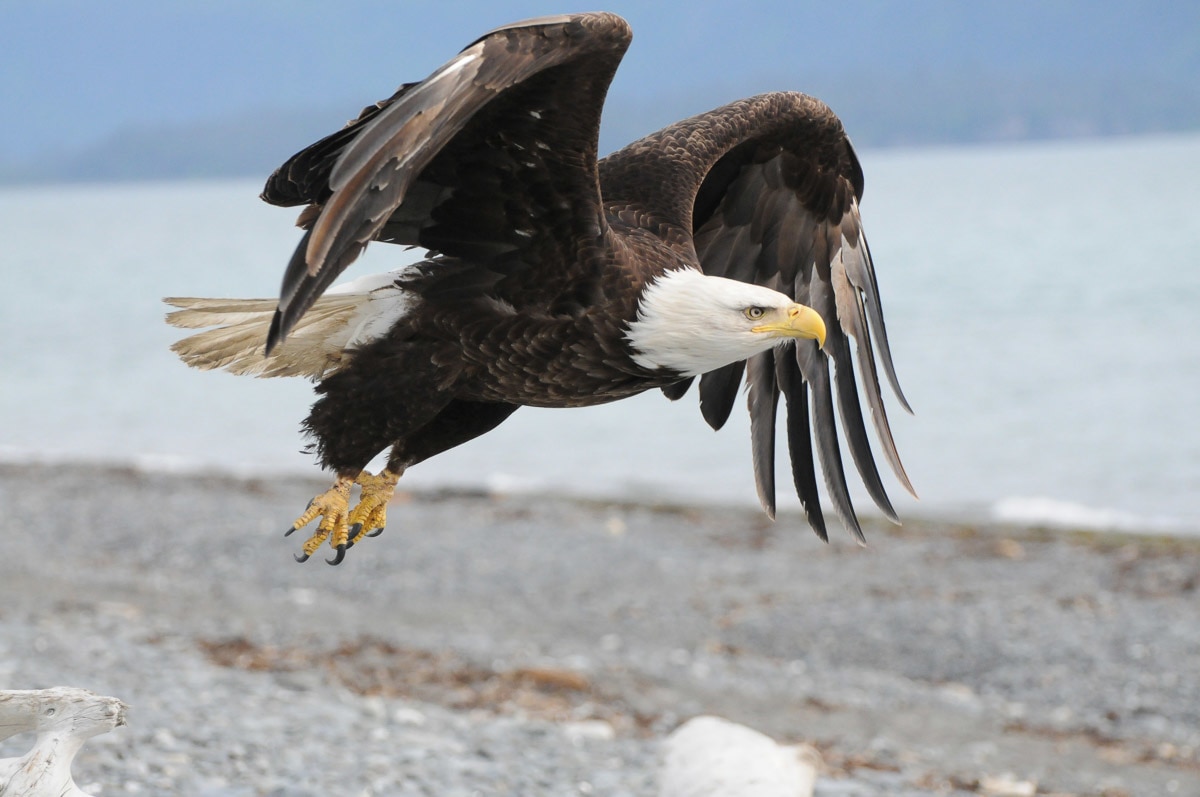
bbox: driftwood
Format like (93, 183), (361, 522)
(659, 716), (820, 797)
(0, 688), (126, 797)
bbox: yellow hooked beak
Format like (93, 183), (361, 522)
(752, 304), (827, 348)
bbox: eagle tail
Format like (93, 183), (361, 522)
(164, 294), (368, 379)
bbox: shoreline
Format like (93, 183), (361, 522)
(2, 461), (1198, 795)
(2, 455), (1196, 544)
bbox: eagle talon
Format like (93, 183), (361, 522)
(340, 469), (401, 552)
(289, 476), (354, 561)
(326, 544), (347, 566)
(294, 552), (310, 563)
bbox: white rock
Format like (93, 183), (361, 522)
(979, 773), (1038, 796)
(659, 715), (820, 797)
(563, 719), (616, 744)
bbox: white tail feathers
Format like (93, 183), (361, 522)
(165, 276), (414, 379)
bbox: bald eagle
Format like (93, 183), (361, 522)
(166, 12), (914, 564)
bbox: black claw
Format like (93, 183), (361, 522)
(325, 544), (347, 566)
(294, 552), (310, 563)
(366, 526), (385, 538)
(348, 522), (363, 540)
(284, 526), (298, 537)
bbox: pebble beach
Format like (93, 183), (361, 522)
(1, 461), (1198, 796)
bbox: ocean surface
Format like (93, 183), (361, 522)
(2, 133), (1198, 535)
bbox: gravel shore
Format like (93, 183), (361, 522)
(2, 462), (1198, 796)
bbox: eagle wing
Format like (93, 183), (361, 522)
(681, 97), (914, 541)
(260, 12), (632, 351)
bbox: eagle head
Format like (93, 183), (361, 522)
(625, 268), (827, 376)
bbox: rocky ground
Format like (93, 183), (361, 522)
(1, 462), (1198, 796)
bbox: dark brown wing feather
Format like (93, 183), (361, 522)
(694, 97), (914, 539)
(261, 12), (632, 351)
(603, 93), (913, 540)
(261, 82), (420, 208)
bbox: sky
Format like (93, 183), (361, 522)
(1, 1), (1197, 173)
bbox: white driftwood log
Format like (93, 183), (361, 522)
(0, 688), (126, 797)
(659, 715), (820, 797)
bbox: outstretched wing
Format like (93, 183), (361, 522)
(260, 12), (633, 351)
(615, 93), (914, 541)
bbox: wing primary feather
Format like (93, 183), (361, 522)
(845, 282), (918, 497)
(745, 350), (779, 520)
(853, 230), (912, 413)
(276, 229), (315, 309)
(269, 231), (365, 354)
(794, 341), (864, 543)
(776, 352), (828, 541)
(326, 48), (482, 197)
(698, 361), (746, 430)
(261, 83), (422, 208)
(827, 331), (901, 522)
(267, 230), (314, 353)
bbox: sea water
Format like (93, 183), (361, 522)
(1, 133), (1198, 534)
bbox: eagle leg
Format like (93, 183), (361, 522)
(286, 474), (354, 563)
(346, 468), (403, 546)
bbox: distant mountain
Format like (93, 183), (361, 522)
(0, 108), (346, 185)
(3, 67), (1196, 186)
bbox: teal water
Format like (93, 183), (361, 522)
(2, 134), (1198, 534)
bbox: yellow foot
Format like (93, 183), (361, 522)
(286, 475), (354, 565)
(347, 469), (401, 547)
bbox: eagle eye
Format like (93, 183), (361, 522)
(744, 306), (766, 320)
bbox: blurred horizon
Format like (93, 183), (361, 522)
(3, 1), (1198, 184)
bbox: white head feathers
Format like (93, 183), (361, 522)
(625, 268), (825, 376)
